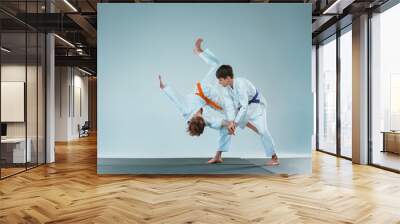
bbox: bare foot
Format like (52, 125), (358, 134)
(266, 158), (279, 166)
(207, 157), (223, 164)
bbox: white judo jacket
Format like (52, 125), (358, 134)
(163, 49), (235, 129)
(225, 77), (267, 128)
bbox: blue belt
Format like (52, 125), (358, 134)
(248, 90), (260, 104)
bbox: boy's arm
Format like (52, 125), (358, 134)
(203, 114), (234, 135)
(220, 87), (236, 121)
(198, 49), (220, 67)
(234, 84), (249, 126)
(202, 112), (223, 130)
(159, 75), (188, 115)
(194, 38), (221, 84)
(222, 120), (235, 135)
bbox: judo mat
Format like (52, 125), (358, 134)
(97, 157), (311, 175)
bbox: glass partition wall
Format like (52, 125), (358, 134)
(316, 26), (353, 159)
(339, 27), (352, 159)
(370, 3), (400, 171)
(317, 35), (337, 155)
(0, 1), (46, 179)
(317, 0), (400, 172)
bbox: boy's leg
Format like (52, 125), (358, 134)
(246, 122), (258, 133)
(208, 128), (231, 164)
(208, 151), (223, 164)
(248, 110), (279, 166)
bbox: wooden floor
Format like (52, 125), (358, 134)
(1, 134), (400, 224)
(1, 167), (26, 178)
(373, 151), (400, 171)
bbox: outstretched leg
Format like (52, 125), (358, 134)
(247, 114), (279, 166)
(246, 122), (258, 133)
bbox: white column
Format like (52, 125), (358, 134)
(312, 45), (317, 150)
(46, 32), (55, 163)
(352, 14), (369, 164)
(45, 0), (55, 163)
(55, 67), (74, 141)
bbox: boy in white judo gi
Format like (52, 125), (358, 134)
(159, 38), (237, 163)
(210, 54), (280, 166)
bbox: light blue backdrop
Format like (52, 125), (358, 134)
(98, 3), (312, 159)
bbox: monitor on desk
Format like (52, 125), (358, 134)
(1, 123), (7, 138)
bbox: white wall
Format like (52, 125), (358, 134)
(55, 67), (89, 141)
(71, 72), (89, 138)
(1, 65), (26, 133)
(1, 63), (46, 164)
(1, 65), (41, 138)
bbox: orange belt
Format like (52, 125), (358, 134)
(195, 82), (223, 111)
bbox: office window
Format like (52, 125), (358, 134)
(390, 74), (400, 130)
(371, 3), (400, 171)
(340, 28), (352, 158)
(318, 36), (337, 154)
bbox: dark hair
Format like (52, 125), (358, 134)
(216, 65), (234, 79)
(187, 116), (206, 136)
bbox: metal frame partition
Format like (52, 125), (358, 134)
(316, 0), (400, 174)
(315, 23), (353, 161)
(0, 0), (47, 180)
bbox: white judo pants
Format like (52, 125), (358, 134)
(218, 103), (276, 157)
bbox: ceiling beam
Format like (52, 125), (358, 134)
(67, 13), (97, 46)
(55, 55), (96, 72)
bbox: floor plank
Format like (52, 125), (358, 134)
(1, 134), (400, 223)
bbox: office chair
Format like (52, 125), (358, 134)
(79, 121), (90, 138)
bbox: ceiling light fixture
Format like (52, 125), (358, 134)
(322, 0), (343, 14)
(63, 0), (78, 12)
(54, 34), (75, 48)
(1, 47), (11, 53)
(78, 67), (93, 76)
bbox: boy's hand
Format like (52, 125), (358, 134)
(193, 38), (204, 55)
(158, 75), (165, 89)
(227, 121), (236, 135)
(222, 120), (235, 135)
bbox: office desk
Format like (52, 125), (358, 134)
(382, 131), (400, 154)
(1, 138), (32, 163)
